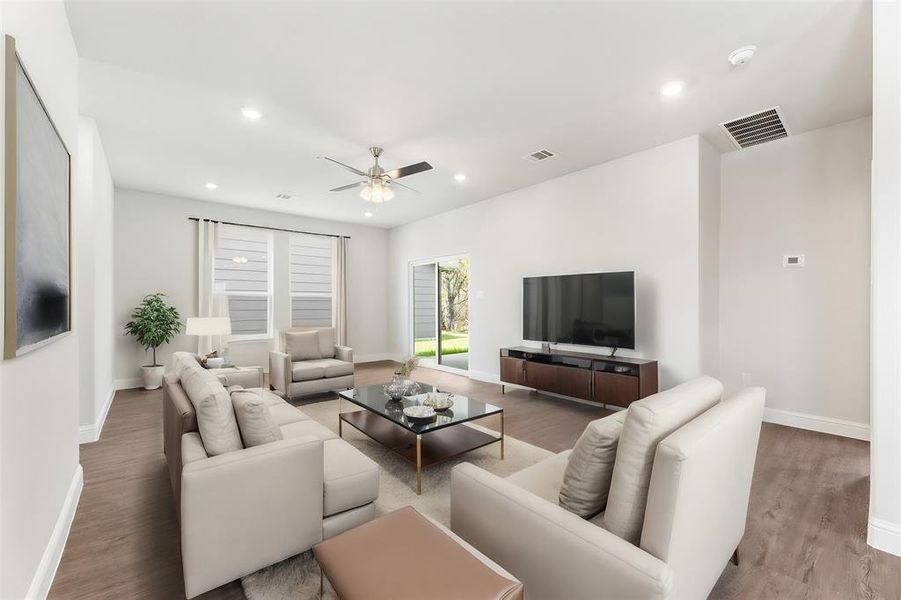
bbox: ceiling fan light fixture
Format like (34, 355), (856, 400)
(361, 180), (394, 204)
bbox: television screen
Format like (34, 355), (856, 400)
(523, 271), (635, 349)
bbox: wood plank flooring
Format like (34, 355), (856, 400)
(49, 362), (901, 599)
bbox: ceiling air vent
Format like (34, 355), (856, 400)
(523, 148), (556, 163)
(720, 107), (789, 149)
(275, 193), (294, 200)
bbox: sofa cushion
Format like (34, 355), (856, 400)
(180, 366), (243, 456)
(317, 327), (337, 359)
(268, 403), (312, 427)
(243, 387), (286, 406)
(603, 376), (723, 545)
(315, 358), (353, 378)
(286, 330), (322, 361)
(292, 361), (326, 382)
(323, 438), (380, 516)
(232, 390), (283, 447)
(559, 410), (627, 518)
(172, 351), (202, 380)
(182, 432), (209, 464)
(506, 450), (572, 505)
(280, 419), (339, 442)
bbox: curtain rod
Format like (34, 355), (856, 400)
(187, 217), (350, 240)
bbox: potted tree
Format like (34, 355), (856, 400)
(125, 293), (181, 390)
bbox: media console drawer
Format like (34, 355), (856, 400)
(593, 371), (640, 408)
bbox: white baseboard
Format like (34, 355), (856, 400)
(355, 353), (402, 364)
(26, 464), (83, 599)
(868, 517), (901, 556)
(763, 407), (870, 441)
(78, 385), (115, 444)
(113, 377), (143, 390)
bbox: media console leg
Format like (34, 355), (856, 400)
(501, 384), (505, 394)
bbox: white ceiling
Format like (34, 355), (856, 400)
(66, 1), (872, 228)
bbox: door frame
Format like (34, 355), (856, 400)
(408, 253), (470, 374)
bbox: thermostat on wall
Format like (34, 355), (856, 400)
(782, 254), (805, 268)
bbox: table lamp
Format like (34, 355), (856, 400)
(185, 317), (232, 367)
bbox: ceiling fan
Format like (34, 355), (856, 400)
(318, 147), (432, 204)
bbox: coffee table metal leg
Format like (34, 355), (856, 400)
(500, 412), (505, 460)
(338, 396), (342, 437)
(416, 434), (422, 495)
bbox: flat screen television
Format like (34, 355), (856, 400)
(523, 271), (635, 350)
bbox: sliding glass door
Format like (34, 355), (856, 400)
(411, 256), (469, 371)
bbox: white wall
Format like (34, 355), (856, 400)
(869, 0), (901, 557)
(720, 117), (871, 437)
(75, 117), (115, 442)
(698, 136), (721, 376)
(388, 136), (705, 388)
(0, 2), (83, 598)
(113, 189), (390, 383)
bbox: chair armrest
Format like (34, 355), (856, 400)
(451, 463), (673, 600)
(269, 351), (291, 393)
(335, 345), (353, 363)
(181, 436), (324, 598)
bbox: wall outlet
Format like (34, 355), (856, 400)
(741, 372), (753, 387)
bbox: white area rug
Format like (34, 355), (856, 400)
(241, 398), (552, 600)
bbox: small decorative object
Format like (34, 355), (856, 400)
(403, 405), (436, 421)
(384, 355), (421, 399)
(423, 392), (455, 411)
(384, 375), (420, 401)
(124, 293), (181, 390)
(206, 357), (226, 369)
(397, 355), (419, 377)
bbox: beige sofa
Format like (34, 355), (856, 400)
(450, 377), (765, 600)
(163, 352), (378, 598)
(269, 326), (354, 399)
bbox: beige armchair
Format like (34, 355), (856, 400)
(269, 326), (354, 399)
(450, 379), (765, 600)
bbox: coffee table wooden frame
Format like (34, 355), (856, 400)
(338, 393), (504, 495)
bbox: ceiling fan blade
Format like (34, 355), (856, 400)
(330, 181), (367, 192)
(384, 161), (433, 180)
(388, 179), (419, 194)
(318, 156), (367, 177)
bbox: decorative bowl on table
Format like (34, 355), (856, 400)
(403, 405), (436, 422)
(423, 392), (455, 411)
(384, 376), (420, 401)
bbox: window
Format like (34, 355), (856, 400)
(215, 225), (273, 338)
(290, 233), (334, 327)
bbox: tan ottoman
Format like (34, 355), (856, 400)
(313, 506), (523, 600)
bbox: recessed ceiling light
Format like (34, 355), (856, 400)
(241, 107), (262, 120)
(364, 211), (373, 218)
(660, 80), (685, 98)
(205, 182), (218, 190)
(454, 173), (467, 183)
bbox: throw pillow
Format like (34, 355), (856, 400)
(286, 330), (322, 361)
(317, 327), (336, 359)
(232, 389), (283, 447)
(180, 366), (243, 456)
(602, 376), (723, 545)
(559, 410), (627, 518)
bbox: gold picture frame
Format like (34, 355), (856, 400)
(3, 35), (73, 359)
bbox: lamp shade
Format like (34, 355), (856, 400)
(185, 317), (232, 336)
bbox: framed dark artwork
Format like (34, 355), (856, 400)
(3, 35), (72, 359)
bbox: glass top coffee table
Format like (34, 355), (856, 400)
(338, 383), (504, 494)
